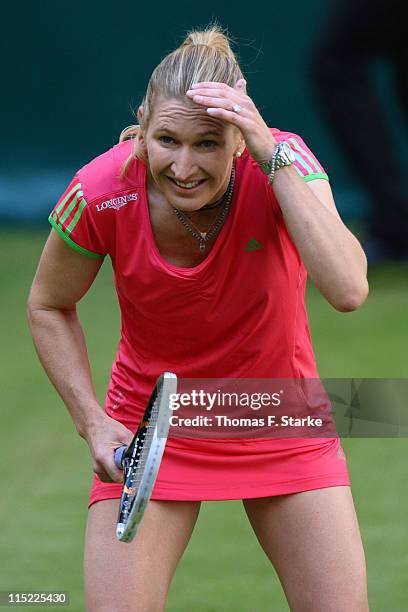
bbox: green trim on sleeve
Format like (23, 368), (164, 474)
(48, 215), (105, 259)
(59, 190), (83, 226)
(288, 137), (320, 174)
(55, 183), (82, 216)
(303, 172), (329, 183)
(293, 153), (314, 176)
(66, 196), (87, 233)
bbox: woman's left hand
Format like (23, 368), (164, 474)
(186, 80), (277, 162)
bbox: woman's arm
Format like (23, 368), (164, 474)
(27, 230), (133, 482)
(186, 80), (369, 312)
(272, 169), (369, 312)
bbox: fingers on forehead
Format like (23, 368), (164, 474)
(192, 81), (229, 88)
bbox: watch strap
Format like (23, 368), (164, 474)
(258, 141), (295, 184)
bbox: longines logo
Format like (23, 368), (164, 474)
(95, 192), (138, 212)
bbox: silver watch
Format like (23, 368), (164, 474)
(259, 141), (296, 184)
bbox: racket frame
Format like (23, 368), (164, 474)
(115, 371), (177, 543)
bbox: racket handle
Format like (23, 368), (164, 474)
(114, 445), (127, 469)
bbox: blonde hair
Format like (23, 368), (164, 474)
(119, 24), (244, 178)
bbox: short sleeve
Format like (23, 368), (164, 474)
(48, 175), (106, 259)
(284, 134), (329, 183)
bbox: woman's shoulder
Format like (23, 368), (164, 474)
(241, 127), (328, 183)
(271, 127), (308, 147)
(77, 141), (145, 204)
(49, 142), (145, 258)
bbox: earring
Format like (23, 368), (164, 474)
(235, 151), (242, 158)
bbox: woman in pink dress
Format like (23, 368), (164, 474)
(27, 25), (369, 612)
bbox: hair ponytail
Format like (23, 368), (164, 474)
(180, 25), (238, 60)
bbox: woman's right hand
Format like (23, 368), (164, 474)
(84, 413), (135, 483)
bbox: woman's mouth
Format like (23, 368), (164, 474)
(167, 177), (207, 191)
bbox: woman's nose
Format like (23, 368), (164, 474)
(171, 148), (199, 181)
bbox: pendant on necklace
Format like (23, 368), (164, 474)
(200, 232), (207, 239)
(199, 239), (206, 252)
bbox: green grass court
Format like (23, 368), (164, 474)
(1, 229), (407, 611)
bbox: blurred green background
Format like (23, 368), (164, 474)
(3, 0), (406, 223)
(2, 0), (407, 610)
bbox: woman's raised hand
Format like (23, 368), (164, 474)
(186, 79), (277, 163)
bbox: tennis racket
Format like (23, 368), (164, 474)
(114, 371), (177, 543)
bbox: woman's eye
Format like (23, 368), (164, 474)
(157, 136), (217, 148)
(159, 136), (174, 144)
(199, 140), (217, 148)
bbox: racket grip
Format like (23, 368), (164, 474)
(114, 445), (127, 469)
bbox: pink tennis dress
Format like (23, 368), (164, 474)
(49, 129), (350, 504)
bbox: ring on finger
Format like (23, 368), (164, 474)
(232, 103), (242, 114)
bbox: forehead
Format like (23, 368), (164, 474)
(148, 97), (230, 136)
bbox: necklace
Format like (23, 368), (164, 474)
(173, 166), (235, 252)
(198, 194), (228, 211)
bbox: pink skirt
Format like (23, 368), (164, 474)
(88, 436), (350, 507)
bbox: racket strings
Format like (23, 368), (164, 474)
(123, 392), (162, 514)
(131, 396), (161, 491)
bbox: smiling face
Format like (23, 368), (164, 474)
(142, 97), (243, 211)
